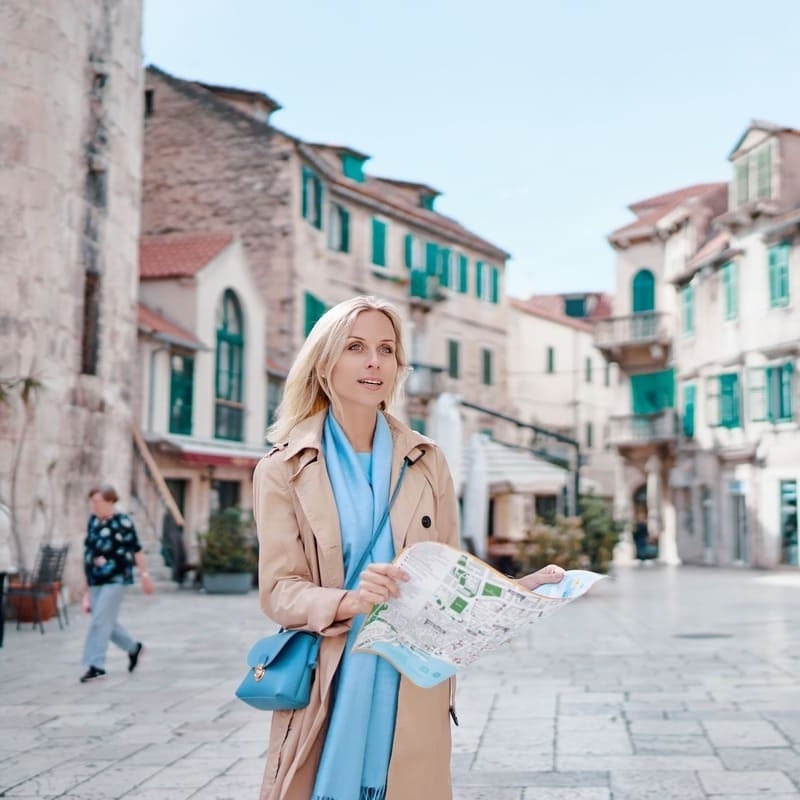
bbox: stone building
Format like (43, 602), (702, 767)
(0, 2), (144, 594)
(140, 68), (562, 545)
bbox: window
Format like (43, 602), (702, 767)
(215, 290), (245, 441)
(768, 243), (790, 307)
(735, 160), (749, 206)
(546, 346), (555, 374)
(301, 167), (323, 229)
(404, 233), (424, 270)
(169, 352), (194, 435)
(447, 339), (460, 379)
(721, 261), (737, 320)
(475, 261), (485, 299)
(457, 255), (469, 293)
(371, 218), (387, 266)
(682, 383), (696, 438)
(565, 297), (586, 318)
(681, 284), (694, 335)
(481, 348), (493, 386)
(489, 266), (500, 303)
(631, 369), (675, 414)
(80, 270), (101, 375)
(327, 203), (350, 252)
(585, 357), (592, 384)
(341, 153), (365, 183)
(438, 248), (451, 288)
(425, 242), (439, 276)
(631, 269), (655, 313)
(756, 145), (772, 200)
(585, 421), (593, 448)
(706, 372), (740, 429)
(780, 480), (798, 566)
(266, 375), (282, 430)
(304, 291), (328, 337)
(750, 363), (794, 423)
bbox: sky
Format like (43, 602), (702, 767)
(142, 0), (800, 299)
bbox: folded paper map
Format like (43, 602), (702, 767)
(353, 541), (605, 687)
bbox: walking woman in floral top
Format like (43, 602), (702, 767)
(80, 484), (154, 683)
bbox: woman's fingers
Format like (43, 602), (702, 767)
(357, 563), (409, 604)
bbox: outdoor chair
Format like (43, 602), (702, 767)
(6, 544), (70, 633)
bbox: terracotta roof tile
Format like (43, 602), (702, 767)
(140, 232), (234, 279)
(137, 303), (204, 349)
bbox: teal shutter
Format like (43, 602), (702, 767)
(372, 219), (387, 266)
(682, 284), (694, 335)
(425, 242), (439, 276)
(722, 262), (737, 320)
(682, 384), (696, 438)
(781, 363), (794, 421)
(482, 349), (492, 385)
(447, 339), (460, 379)
(301, 167), (309, 219)
(585, 422), (593, 448)
(490, 267), (499, 303)
(169, 354), (194, 435)
(546, 346), (554, 374)
(631, 369), (675, 415)
(404, 234), (413, 268)
(769, 244), (790, 307)
(756, 146), (771, 199)
(438, 248), (451, 287)
(410, 269), (427, 299)
(767, 363), (795, 421)
(340, 207), (350, 252)
(632, 269), (655, 313)
(475, 261), (484, 299)
(313, 175), (322, 229)
(719, 373), (740, 428)
(304, 292), (327, 336)
(458, 255), (469, 293)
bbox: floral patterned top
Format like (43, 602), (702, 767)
(83, 512), (142, 586)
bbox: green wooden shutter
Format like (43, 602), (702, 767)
(682, 384), (696, 438)
(404, 234), (413, 269)
(301, 167), (309, 219)
(438, 248), (451, 287)
(719, 373), (740, 428)
(631, 369), (675, 414)
(169, 354), (194, 435)
(340, 207), (350, 252)
(425, 242), (439, 276)
(546, 346), (554, 374)
(313, 175), (322, 229)
(458, 255), (469, 293)
(769, 244), (791, 307)
(372, 218), (387, 266)
(410, 269), (428, 299)
(490, 266), (499, 303)
(482, 348), (493, 385)
(632, 269), (655, 313)
(781, 363), (794, 421)
(756, 146), (772, 199)
(722, 262), (737, 320)
(475, 261), (484, 299)
(448, 339), (460, 379)
(682, 284), (694, 335)
(304, 292), (327, 336)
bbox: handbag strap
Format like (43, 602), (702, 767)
(344, 455), (411, 591)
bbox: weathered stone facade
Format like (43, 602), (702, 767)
(0, 1), (143, 594)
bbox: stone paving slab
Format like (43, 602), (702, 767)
(1, 564), (800, 798)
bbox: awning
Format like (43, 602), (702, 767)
(145, 434), (267, 469)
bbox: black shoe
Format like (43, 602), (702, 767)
(80, 666), (106, 683)
(128, 642), (143, 673)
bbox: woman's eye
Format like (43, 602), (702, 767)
(381, 346), (395, 355)
(348, 342), (363, 351)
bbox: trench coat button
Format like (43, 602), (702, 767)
(421, 515), (432, 528)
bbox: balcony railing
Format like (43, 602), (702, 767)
(609, 410), (678, 446)
(409, 270), (446, 307)
(594, 311), (670, 348)
(405, 362), (445, 398)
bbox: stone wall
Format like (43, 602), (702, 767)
(0, 1), (143, 594)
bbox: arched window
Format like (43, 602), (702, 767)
(215, 289), (245, 441)
(631, 269), (655, 313)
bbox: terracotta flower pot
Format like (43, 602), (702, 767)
(6, 580), (58, 622)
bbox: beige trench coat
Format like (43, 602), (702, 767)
(252, 410), (459, 800)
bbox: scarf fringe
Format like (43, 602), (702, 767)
(311, 787), (386, 800)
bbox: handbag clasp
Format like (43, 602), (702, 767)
(254, 664), (266, 681)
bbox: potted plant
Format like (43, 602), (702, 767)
(199, 507), (257, 594)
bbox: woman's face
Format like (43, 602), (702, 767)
(89, 492), (115, 519)
(329, 310), (398, 413)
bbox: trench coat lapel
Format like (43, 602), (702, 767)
(387, 416), (429, 554)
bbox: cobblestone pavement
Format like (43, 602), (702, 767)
(1, 564), (799, 799)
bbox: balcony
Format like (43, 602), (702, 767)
(610, 410), (678, 460)
(405, 362), (445, 399)
(593, 311), (672, 371)
(409, 270), (446, 310)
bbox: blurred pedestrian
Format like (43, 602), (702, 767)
(80, 483), (154, 683)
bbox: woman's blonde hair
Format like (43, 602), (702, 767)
(267, 295), (409, 443)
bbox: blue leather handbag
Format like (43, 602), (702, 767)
(235, 459), (411, 711)
(236, 629), (321, 710)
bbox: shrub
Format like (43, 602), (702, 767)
(199, 507), (257, 574)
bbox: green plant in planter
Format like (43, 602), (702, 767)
(199, 507), (257, 574)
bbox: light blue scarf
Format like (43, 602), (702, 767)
(312, 411), (401, 800)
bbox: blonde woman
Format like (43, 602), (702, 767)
(253, 296), (564, 800)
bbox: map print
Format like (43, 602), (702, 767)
(353, 541), (605, 687)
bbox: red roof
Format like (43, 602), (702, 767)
(137, 303), (204, 349)
(140, 232), (234, 279)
